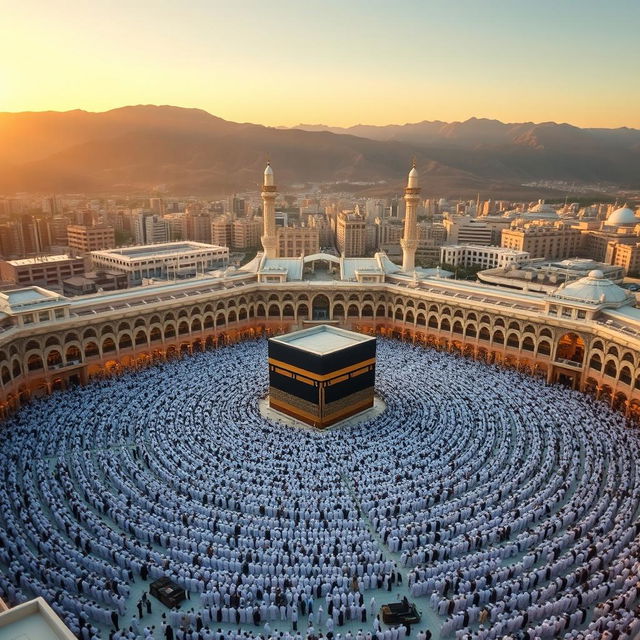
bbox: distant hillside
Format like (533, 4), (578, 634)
(0, 106), (637, 196)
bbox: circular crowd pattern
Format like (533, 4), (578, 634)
(0, 339), (639, 640)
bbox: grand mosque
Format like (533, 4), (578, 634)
(1, 164), (640, 640)
(0, 164), (639, 421)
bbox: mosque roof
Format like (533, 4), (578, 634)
(606, 206), (638, 227)
(549, 270), (634, 307)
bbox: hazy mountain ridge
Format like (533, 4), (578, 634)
(0, 106), (638, 196)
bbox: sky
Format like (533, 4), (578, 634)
(1, 0), (639, 128)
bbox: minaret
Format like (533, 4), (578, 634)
(261, 162), (277, 258)
(401, 162), (421, 272)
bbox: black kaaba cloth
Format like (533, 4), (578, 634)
(268, 325), (376, 428)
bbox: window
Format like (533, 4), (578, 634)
(39, 311), (50, 322)
(23, 314), (34, 324)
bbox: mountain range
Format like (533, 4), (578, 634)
(0, 106), (638, 198)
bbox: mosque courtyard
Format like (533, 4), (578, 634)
(0, 339), (639, 640)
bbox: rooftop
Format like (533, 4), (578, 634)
(92, 242), (226, 261)
(6, 254), (78, 266)
(271, 325), (375, 356)
(0, 597), (76, 640)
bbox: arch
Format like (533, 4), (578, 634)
(619, 366), (632, 385)
(540, 328), (553, 339)
(440, 318), (451, 332)
(149, 327), (162, 343)
(333, 303), (345, 318)
(465, 323), (477, 338)
(452, 321), (463, 334)
(83, 328), (97, 339)
(46, 350), (63, 368)
(282, 304), (295, 317)
(65, 345), (81, 363)
(537, 339), (551, 356)
(522, 336), (535, 352)
(479, 327), (490, 341)
(164, 324), (176, 338)
(347, 304), (359, 318)
(556, 332), (585, 365)
(191, 318), (202, 332)
(492, 330), (504, 345)
(27, 354), (44, 372)
(506, 332), (519, 348)
(405, 310), (415, 324)
(589, 353), (602, 371)
(1, 366), (10, 385)
(84, 341), (99, 358)
(607, 345), (619, 358)
(25, 340), (40, 352)
(45, 336), (60, 348)
(362, 304), (374, 318)
(135, 330), (148, 346)
(312, 295), (330, 321)
(118, 334), (132, 350)
(297, 303), (309, 319)
(268, 304), (280, 318)
(604, 359), (617, 378)
(591, 339), (604, 352)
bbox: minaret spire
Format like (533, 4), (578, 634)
(401, 162), (421, 272)
(261, 161), (277, 258)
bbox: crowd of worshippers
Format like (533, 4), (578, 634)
(0, 338), (639, 640)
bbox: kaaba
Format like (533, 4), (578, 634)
(268, 325), (376, 428)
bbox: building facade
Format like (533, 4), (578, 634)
(441, 245), (530, 269)
(336, 212), (366, 257)
(90, 242), (229, 285)
(501, 223), (582, 259)
(66, 225), (116, 254)
(0, 255), (85, 288)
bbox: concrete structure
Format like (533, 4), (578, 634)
(62, 270), (128, 297)
(444, 215), (511, 246)
(90, 242), (229, 285)
(501, 222), (582, 259)
(0, 597), (76, 640)
(277, 226), (320, 258)
(66, 224), (116, 254)
(417, 221), (447, 263)
(440, 245), (530, 270)
(0, 255), (84, 288)
(336, 212), (366, 257)
(268, 325), (376, 428)
(133, 212), (169, 245)
(401, 164), (420, 271)
(232, 217), (261, 250)
(478, 258), (624, 293)
(608, 242), (640, 276)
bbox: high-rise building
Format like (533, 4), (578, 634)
(133, 212), (169, 245)
(149, 197), (166, 215)
(232, 217), (261, 250)
(66, 225), (116, 254)
(211, 216), (232, 248)
(336, 212), (366, 257)
(185, 212), (212, 244)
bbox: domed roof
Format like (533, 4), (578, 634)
(551, 269), (633, 306)
(606, 206), (638, 226)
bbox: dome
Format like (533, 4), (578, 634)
(606, 206), (638, 227)
(552, 269), (633, 306)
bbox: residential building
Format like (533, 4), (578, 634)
(277, 226), (320, 258)
(66, 225), (116, 254)
(336, 212), (366, 257)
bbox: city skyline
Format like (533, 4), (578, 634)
(2, 0), (640, 129)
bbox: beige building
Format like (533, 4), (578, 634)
(501, 222), (582, 259)
(232, 217), (261, 250)
(336, 212), (366, 257)
(277, 226), (320, 258)
(444, 215), (511, 246)
(417, 221), (446, 262)
(0, 255), (85, 288)
(211, 216), (232, 248)
(66, 225), (115, 254)
(608, 242), (640, 275)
